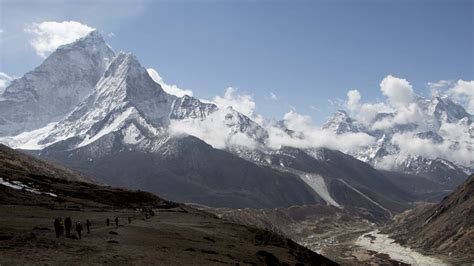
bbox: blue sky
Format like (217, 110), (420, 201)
(0, 0), (472, 123)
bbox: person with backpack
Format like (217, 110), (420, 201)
(86, 219), (92, 234)
(54, 218), (61, 238)
(75, 221), (83, 239)
(64, 217), (72, 237)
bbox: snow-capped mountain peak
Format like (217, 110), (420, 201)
(0, 30), (115, 137)
(322, 94), (473, 186)
(322, 110), (361, 134)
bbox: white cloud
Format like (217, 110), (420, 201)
(168, 108), (257, 149)
(447, 80), (474, 113)
(380, 75), (415, 106)
(340, 76), (474, 169)
(0, 72), (13, 95)
(24, 21), (95, 58)
(346, 90), (361, 111)
(345, 89), (392, 126)
(269, 92), (278, 101)
(213, 87), (256, 118)
(371, 103), (426, 130)
(147, 68), (193, 97)
(427, 80), (453, 96)
(265, 110), (376, 153)
(389, 124), (473, 168)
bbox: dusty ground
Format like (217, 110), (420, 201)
(0, 204), (334, 265)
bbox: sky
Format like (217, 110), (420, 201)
(0, 0), (472, 124)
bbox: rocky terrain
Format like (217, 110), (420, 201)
(0, 144), (335, 265)
(383, 174), (474, 264)
(200, 204), (441, 265)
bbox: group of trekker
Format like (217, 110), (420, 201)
(53, 217), (91, 239)
(106, 217), (122, 228)
(54, 210), (151, 239)
(142, 207), (155, 220)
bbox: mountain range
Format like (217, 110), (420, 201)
(0, 31), (471, 214)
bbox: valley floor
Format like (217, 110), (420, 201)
(0, 205), (330, 265)
(354, 230), (446, 265)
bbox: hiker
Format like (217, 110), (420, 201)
(75, 221), (83, 239)
(86, 219), (91, 234)
(54, 218), (61, 238)
(64, 217), (72, 237)
(128, 217), (132, 224)
(58, 218), (64, 236)
(106, 218), (110, 226)
(114, 217), (119, 228)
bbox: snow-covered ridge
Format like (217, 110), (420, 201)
(324, 94), (473, 183)
(0, 30), (115, 137)
(2, 48), (261, 152)
(0, 177), (57, 197)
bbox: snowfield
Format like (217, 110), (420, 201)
(299, 174), (341, 208)
(0, 177), (57, 197)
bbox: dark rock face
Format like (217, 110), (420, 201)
(38, 135), (322, 209)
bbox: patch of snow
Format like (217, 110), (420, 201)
(0, 177), (57, 197)
(78, 107), (135, 147)
(122, 122), (144, 145)
(356, 230), (446, 266)
(0, 122), (57, 149)
(337, 179), (392, 217)
(300, 174), (341, 208)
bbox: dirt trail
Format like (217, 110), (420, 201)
(0, 205), (333, 265)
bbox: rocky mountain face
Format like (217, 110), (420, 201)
(37, 135), (323, 209)
(384, 174), (474, 263)
(0, 31), (115, 137)
(233, 145), (429, 220)
(0, 144), (95, 185)
(322, 110), (361, 134)
(323, 96), (473, 188)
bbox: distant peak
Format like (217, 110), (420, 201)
(78, 30), (105, 43)
(85, 30), (101, 38)
(55, 30), (109, 53)
(334, 110), (349, 116)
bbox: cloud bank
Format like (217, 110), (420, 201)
(168, 74), (473, 169)
(213, 87), (256, 118)
(447, 80), (474, 113)
(147, 68), (193, 97)
(25, 21), (95, 57)
(343, 75), (473, 168)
